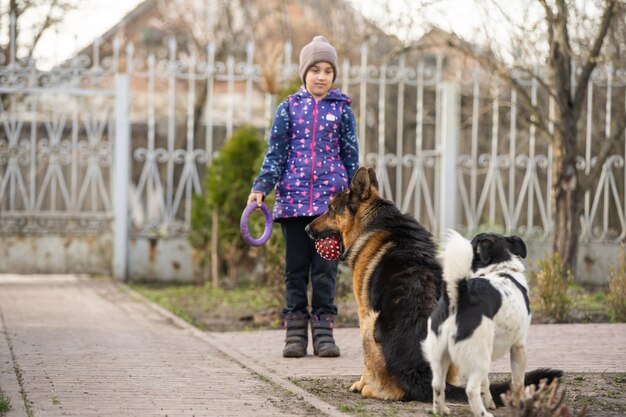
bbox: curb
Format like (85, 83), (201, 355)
(118, 282), (352, 417)
(0, 309), (29, 417)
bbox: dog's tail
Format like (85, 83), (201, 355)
(442, 368), (563, 405)
(441, 230), (473, 305)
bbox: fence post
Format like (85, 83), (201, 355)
(113, 74), (130, 281)
(438, 82), (460, 238)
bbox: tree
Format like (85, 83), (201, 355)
(429, 0), (625, 277)
(0, 0), (77, 64)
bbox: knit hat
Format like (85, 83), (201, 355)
(299, 35), (338, 83)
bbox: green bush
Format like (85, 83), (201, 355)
(190, 125), (266, 285)
(608, 244), (626, 322)
(189, 79), (300, 294)
(530, 252), (573, 322)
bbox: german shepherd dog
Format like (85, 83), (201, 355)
(305, 167), (562, 402)
(305, 166), (454, 400)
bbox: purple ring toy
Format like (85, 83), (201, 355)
(240, 202), (273, 246)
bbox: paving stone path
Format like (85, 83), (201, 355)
(1, 274), (624, 417)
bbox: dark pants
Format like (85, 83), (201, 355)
(280, 216), (338, 318)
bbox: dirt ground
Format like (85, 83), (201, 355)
(290, 373), (626, 417)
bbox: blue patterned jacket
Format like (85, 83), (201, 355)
(252, 86), (359, 220)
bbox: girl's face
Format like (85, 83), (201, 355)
(305, 62), (334, 101)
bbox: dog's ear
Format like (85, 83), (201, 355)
(506, 236), (527, 259)
(366, 167), (379, 190)
(472, 234), (493, 264)
(478, 241), (492, 264)
(350, 167), (371, 202)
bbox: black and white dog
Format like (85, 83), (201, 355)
(422, 230), (532, 417)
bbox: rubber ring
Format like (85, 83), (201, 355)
(240, 202), (273, 246)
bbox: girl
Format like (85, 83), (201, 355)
(246, 36), (359, 357)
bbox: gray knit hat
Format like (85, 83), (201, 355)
(299, 35), (338, 83)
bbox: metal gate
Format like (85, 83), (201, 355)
(2, 39), (625, 284)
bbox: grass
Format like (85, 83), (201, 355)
(129, 282), (282, 331)
(608, 245), (626, 321)
(613, 373), (626, 384)
(129, 278), (620, 332)
(0, 393), (11, 414)
(528, 281), (617, 323)
(569, 284), (609, 317)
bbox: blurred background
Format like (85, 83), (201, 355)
(1, 1), (625, 323)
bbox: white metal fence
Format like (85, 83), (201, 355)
(0, 64), (117, 234)
(1, 40), (625, 281)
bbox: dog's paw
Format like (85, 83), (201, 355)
(481, 394), (496, 410)
(349, 380), (363, 393)
(360, 385), (380, 399)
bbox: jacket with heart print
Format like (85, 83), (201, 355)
(251, 85), (359, 220)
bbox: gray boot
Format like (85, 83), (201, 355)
(282, 312), (308, 358)
(311, 314), (340, 357)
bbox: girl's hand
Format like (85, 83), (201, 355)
(247, 192), (264, 207)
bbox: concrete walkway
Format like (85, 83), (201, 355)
(0, 274), (625, 417)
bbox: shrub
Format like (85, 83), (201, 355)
(608, 244), (626, 322)
(189, 79), (299, 296)
(502, 378), (586, 417)
(190, 125), (266, 286)
(530, 252), (573, 322)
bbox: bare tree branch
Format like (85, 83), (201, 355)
(27, 0), (62, 62)
(444, 34), (552, 137)
(548, 0), (574, 119)
(2, 0), (77, 63)
(573, 0), (617, 110)
(538, 0), (554, 20)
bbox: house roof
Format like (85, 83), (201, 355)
(93, 0), (158, 46)
(74, 0), (402, 66)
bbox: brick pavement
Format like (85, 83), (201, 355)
(212, 323), (626, 379)
(1, 274), (624, 417)
(0, 275), (348, 417)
